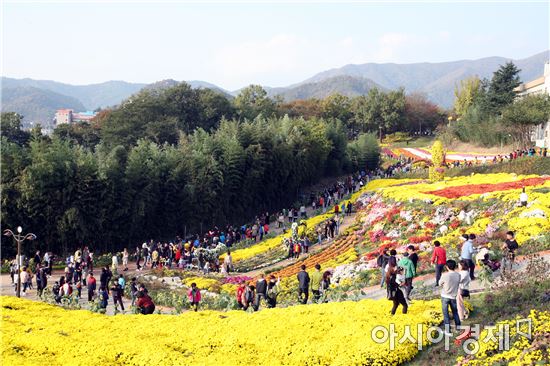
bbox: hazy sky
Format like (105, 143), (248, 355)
(2, 1), (549, 90)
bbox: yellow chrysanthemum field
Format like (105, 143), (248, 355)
(1, 296), (442, 366)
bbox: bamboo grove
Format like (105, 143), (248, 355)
(1, 113), (380, 257)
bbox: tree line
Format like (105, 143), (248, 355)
(1, 79), (447, 257)
(1, 112), (380, 257)
(448, 62), (550, 147)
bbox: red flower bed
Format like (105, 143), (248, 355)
(423, 177), (550, 199)
(408, 235), (432, 244)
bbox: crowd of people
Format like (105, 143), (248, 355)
(379, 230), (519, 334)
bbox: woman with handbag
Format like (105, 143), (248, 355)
(457, 260), (471, 321)
(387, 264), (408, 315)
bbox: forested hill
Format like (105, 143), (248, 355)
(267, 75), (386, 101)
(1, 86), (86, 126)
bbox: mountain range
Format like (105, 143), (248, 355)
(1, 50), (548, 125)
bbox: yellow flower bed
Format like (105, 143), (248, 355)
(182, 277), (220, 291)
(458, 310), (550, 365)
(1, 296), (442, 366)
(348, 178), (417, 203)
(230, 213), (333, 263)
(321, 247), (359, 269)
(230, 179), (407, 264)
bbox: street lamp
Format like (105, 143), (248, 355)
(3, 227), (36, 297)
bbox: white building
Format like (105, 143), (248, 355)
(514, 62), (550, 148)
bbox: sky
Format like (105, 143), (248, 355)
(2, 1), (549, 90)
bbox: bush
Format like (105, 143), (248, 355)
(450, 106), (510, 147)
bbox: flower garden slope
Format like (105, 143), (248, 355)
(2, 296), (442, 366)
(229, 178), (410, 264)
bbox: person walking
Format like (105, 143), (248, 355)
(254, 274), (268, 311)
(398, 252), (415, 300)
(187, 283), (201, 312)
(310, 264), (322, 303)
(87, 272), (97, 302)
(440, 260), (461, 335)
(501, 231), (519, 273)
(98, 286), (109, 311)
(110, 281), (125, 312)
(387, 264), (408, 315)
(236, 282), (246, 309)
(377, 249), (390, 288)
(242, 284), (255, 311)
(319, 271), (332, 303)
(122, 248), (129, 271)
(130, 278), (138, 306)
(223, 251), (233, 273)
(297, 265), (310, 304)
(135, 247), (142, 270)
(431, 241), (447, 287)
(266, 275), (280, 308)
(37, 265), (47, 297)
(457, 260), (471, 321)
(460, 234), (476, 280)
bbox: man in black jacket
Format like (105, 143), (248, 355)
(254, 274), (268, 311)
(297, 265), (310, 304)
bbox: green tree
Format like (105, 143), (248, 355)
(501, 94), (550, 145)
(321, 94), (352, 125)
(234, 85), (276, 120)
(454, 76), (483, 117)
(483, 62), (521, 115)
(1, 112), (31, 146)
(347, 133), (380, 171)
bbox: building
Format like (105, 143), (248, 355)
(54, 109), (97, 125)
(55, 109), (73, 125)
(514, 62), (550, 148)
(72, 111), (97, 123)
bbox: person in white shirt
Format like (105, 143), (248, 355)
(223, 251), (233, 273)
(440, 260), (461, 335)
(457, 260), (471, 321)
(111, 254), (119, 272)
(519, 188), (528, 207)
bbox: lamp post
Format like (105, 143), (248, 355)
(3, 226), (36, 297)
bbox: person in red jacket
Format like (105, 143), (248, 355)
(136, 291), (155, 314)
(431, 241), (447, 287)
(86, 273), (96, 302)
(187, 283), (201, 312)
(236, 282), (245, 309)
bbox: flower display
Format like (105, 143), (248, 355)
(1, 296), (443, 366)
(424, 177), (550, 199)
(457, 310), (550, 366)
(271, 233), (360, 279)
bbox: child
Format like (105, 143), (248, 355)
(187, 283), (201, 312)
(396, 266), (406, 287)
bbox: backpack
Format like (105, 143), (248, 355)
(377, 254), (384, 267)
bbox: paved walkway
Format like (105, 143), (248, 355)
(357, 250), (550, 301)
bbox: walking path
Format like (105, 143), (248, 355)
(357, 250), (550, 301)
(2, 249), (549, 314)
